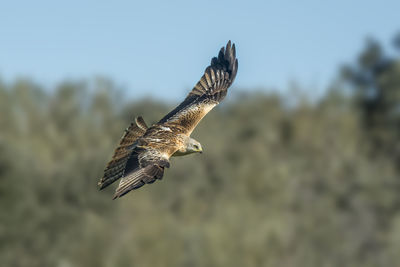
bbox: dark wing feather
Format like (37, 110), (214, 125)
(98, 116), (148, 190)
(158, 40), (238, 135)
(113, 148), (170, 199)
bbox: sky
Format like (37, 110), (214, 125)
(0, 0), (399, 100)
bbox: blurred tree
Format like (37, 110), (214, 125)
(341, 37), (400, 164)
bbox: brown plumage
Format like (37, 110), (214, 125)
(98, 41), (238, 199)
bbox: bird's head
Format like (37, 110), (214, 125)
(186, 138), (203, 154)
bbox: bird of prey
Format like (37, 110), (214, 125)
(98, 41), (238, 199)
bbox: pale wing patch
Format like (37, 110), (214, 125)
(147, 138), (162, 142)
(202, 102), (217, 114)
(183, 101), (217, 135)
(160, 126), (172, 132)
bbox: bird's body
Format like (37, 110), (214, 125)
(98, 41), (238, 198)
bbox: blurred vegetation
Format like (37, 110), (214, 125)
(1, 35), (400, 267)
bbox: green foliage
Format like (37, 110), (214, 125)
(1, 36), (400, 266)
(341, 37), (400, 162)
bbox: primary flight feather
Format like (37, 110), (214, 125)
(98, 41), (238, 199)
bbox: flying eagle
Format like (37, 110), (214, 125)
(98, 41), (238, 199)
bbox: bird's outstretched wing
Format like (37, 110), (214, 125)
(113, 147), (170, 199)
(158, 40), (238, 135)
(98, 116), (148, 190)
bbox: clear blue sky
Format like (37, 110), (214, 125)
(1, 0), (399, 100)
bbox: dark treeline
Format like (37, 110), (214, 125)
(1, 35), (400, 267)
